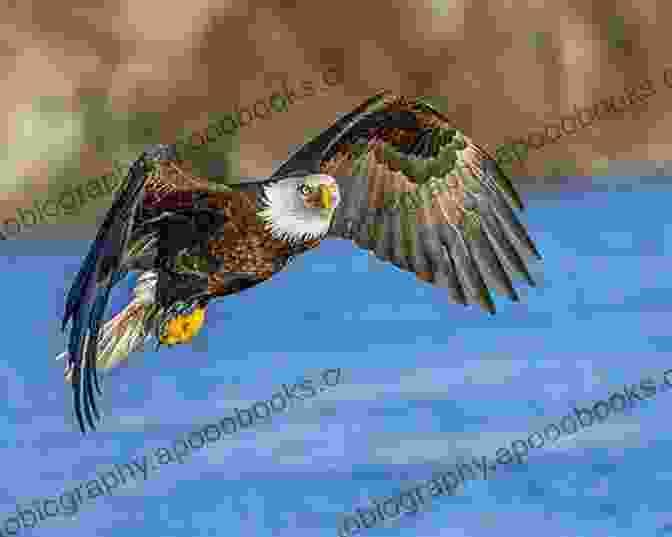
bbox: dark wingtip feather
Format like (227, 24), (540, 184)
(65, 262), (104, 434)
(89, 291), (110, 397)
(62, 247), (98, 332)
(482, 295), (497, 315)
(85, 345), (100, 424)
(63, 152), (152, 434)
(71, 370), (86, 434)
(71, 330), (103, 434)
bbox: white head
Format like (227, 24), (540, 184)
(258, 174), (341, 243)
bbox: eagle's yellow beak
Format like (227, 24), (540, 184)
(160, 305), (206, 345)
(319, 184), (335, 209)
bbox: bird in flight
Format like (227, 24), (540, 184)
(58, 90), (542, 433)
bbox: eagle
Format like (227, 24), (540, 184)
(58, 90), (542, 433)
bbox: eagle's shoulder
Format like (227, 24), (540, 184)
(144, 158), (242, 199)
(206, 186), (260, 227)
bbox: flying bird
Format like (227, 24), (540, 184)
(58, 90), (542, 433)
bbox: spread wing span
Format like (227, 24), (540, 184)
(275, 91), (541, 312)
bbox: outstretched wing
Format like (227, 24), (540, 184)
(61, 144), (228, 433)
(272, 91), (541, 312)
(62, 149), (156, 434)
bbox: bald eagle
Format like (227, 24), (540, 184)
(58, 91), (542, 433)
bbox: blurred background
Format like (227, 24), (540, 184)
(1, 1), (672, 536)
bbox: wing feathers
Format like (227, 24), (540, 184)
(436, 224), (495, 313)
(374, 211), (396, 263)
(472, 144), (524, 210)
(478, 207), (536, 287)
(388, 214), (410, 272)
(452, 230), (496, 314)
(490, 201), (542, 263)
(312, 93), (541, 313)
(464, 218), (519, 302)
(367, 153), (386, 209)
(340, 172), (369, 224)
(63, 152), (151, 433)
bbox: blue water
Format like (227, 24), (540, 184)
(0, 180), (671, 537)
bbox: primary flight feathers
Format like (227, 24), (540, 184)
(59, 90), (542, 433)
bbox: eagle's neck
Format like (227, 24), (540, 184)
(257, 177), (331, 245)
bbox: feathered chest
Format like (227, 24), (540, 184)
(206, 190), (322, 279)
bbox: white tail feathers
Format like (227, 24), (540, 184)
(58, 271), (159, 383)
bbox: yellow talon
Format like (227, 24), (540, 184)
(160, 305), (206, 345)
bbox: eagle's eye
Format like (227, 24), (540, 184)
(298, 184), (311, 195)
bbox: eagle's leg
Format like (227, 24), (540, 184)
(153, 267), (211, 347)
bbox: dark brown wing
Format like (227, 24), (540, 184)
(318, 93), (541, 313)
(61, 145), (232, 433)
